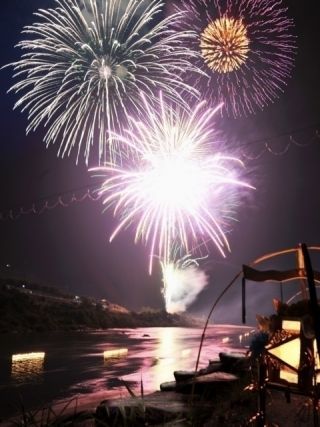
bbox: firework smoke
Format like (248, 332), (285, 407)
(161, 254), (208, 313)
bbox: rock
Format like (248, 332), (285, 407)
(198, 361), (223, 375)
(175, 371), (239, 393)
(219, 352), (250, 372)
(160, 381), (177, 391)
(189, 371), (238, 384)
(174, 370), (197, 382)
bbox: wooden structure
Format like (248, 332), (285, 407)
(242, 244), (320, 426)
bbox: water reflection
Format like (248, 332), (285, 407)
(153, 328), (176, 386)
(11, 352), (45, 384)
(181, 348), (192, 358)
(1, 326), (252, 420)
(121, 327), (252, 393)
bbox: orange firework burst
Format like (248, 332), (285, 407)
(200, 16), (249, 73)
(176, 0), (296, 117)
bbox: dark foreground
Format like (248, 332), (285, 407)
(0, 326), (251, 422)
(2, 352), (316, 426)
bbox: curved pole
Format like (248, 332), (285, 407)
(252, 248), (298, 265)
(252, 245), (320, 266)
(191, 270), (242, 402)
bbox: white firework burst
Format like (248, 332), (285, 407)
(6, 0), (201, 164)
(91, 94), (254, 273)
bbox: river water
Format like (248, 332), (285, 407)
(0, 325), (253, 420)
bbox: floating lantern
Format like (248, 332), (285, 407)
(103, 348), (128, 360)
(11, 352), (45, 383)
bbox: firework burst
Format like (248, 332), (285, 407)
(92, 94), (254, 273)
(200, 16), (249, 74)
(6, 0), (200, 164)
(176, 0), (296, 117)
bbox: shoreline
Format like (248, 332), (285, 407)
(0, 325), (253, 423)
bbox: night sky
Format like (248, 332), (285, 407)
(1, 0), (320, 324)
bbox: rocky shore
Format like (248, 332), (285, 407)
(4, 350), (317, 426)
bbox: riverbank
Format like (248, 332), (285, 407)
(3, 354), (315, 426)
(0, 281), (201, 333)
(1, 351), (256, 426)
(0, 326), (252, 423)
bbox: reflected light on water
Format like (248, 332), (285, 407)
(181, 348), (192, 358)
(11, 352), (45, 384)
(153, 328), (178, 386)
(238, 329), (255, 345)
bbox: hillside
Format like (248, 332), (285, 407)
(0, 279), (199, 333)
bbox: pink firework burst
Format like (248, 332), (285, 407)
(91, 94), (254, 273)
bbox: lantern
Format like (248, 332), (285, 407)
(265, 318), (319, 388)
(241, 244), (320, 426)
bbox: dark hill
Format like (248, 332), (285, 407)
(0, 279), (199, 333)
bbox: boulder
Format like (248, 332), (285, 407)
(219, 352), (250, 372)
(174, 370), (197, 382)
(160, 381), (177, 392)
(175, 371), (239, 393)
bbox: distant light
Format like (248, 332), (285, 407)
(11, 352), (45, 384)
(222, 337), (230, 343)
(103, 348), (128, 360)
(12, 352), (45, 362)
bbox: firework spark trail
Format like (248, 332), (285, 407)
(92, 94), (255, 273)
(161, 252), (208, 313)
(6, 0), (201, 164)
(175, 0), (296, 117)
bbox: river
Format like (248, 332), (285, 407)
(0, 325), (254, 420)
